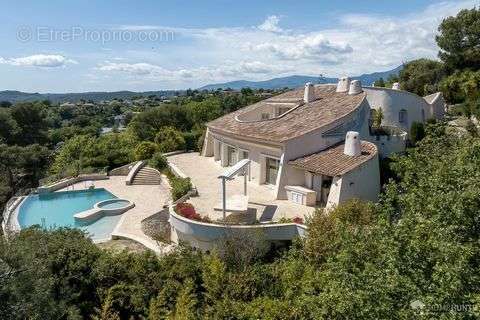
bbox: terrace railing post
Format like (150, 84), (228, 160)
(222, 178), (226, 221)
(244, 170), (247, 196)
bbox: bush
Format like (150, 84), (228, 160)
(175, 203), (211, 223)
(183, 131), (203, 151)
(155, 126), (186, 153)
(170, 176), (192, 201)
(410, 122), (425, 145)
(197, 130), (206, 152)
(134, 141), (157, 160)
(292, 217), (304, 224)
(149, 152), (168, 171)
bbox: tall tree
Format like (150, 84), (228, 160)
(399, 59), (445, 96)
(436, 7), (480, 72)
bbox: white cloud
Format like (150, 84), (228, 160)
(92, 0), (477, 89)
(258, 15), (283, 33)
(96, 60), (293, 82)
(0, 54), (77, 67)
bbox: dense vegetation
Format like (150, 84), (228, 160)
(0, 88), (268, 210)
(1, 122), (480, 318)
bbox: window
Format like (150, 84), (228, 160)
(399, 109), (408, 126)
(227, 146), (237, 166)
(239, 150), (249, 160)
(265, 157), (280, 185)
(261, 113), (270, 120)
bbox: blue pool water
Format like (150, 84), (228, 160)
(18, 188), (122, 241)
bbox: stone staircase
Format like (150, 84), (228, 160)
(131, 166), (161, 185)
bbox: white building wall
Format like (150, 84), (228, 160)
(363, 87), (444, 132)
(326, 154), (380, 209)
(208, 132), (283, 187)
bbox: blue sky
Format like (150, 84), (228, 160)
(0, 0), (477, 92)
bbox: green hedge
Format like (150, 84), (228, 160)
(169, 175), (192, 201)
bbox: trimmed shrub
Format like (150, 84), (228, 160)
(134, 141), (157, 160)
(149, 152), (168, 171)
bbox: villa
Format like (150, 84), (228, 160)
(199, 78), (445, 209)
(2, 78), (446, 253)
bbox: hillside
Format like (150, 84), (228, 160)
(0, 90), (179, 103)
(198, 66), (402, 90)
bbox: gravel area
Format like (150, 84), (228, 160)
(141, 209), (171, 243)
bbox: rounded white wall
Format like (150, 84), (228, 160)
(364, 87), (429, 131)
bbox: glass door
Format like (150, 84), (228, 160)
(227, 146), (237, 166)
(265, 157), (280, 185)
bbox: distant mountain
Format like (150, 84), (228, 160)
(198, 66), (403, 90)
(0, 90), (180, 103)
(0, 66), (402, 103)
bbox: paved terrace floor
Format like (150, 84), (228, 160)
(168, 152), (316, 222)
(59, 176), (173, 254)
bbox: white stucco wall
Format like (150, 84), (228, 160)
(208, 131), (283, 187)
(325, 153), (380, 209)
(363, 87), (444, 132)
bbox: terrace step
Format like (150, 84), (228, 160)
(131, 166), (161, 185)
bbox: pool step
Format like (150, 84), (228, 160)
(131, 166), (162, 185)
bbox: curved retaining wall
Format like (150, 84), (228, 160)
(169, 205), (307, 251)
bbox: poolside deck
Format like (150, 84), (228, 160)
(58, 175), (174, 254)
(168, 152), (316, 222)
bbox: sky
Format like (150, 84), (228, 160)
(0, 0), (478, 93)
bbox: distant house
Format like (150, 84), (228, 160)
(60, 102), (75, 108)
(201, 78), (445, 208)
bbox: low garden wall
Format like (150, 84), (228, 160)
(109, 163), (135, 176)
(37, 174), (109, 193)
(169, 204), (307, 251)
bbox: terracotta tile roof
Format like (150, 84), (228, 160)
(288, 141), (378, 176)
(207, 85), (366, 143)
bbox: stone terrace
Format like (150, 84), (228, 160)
(168, 152), (316, 222)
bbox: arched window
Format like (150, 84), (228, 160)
(399, 109), (408, 126)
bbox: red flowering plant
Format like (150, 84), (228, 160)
(292, 216), (304, 224)
(175, 203), (208, 222)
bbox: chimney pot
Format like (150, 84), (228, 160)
(336, 77), (351, 93)
(344, 131), (361, 156)
(348, 80), (363, 95)
(304, 82), (315, 103)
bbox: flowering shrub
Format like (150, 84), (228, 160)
(292, 216), (304, 224)
(175, 203), (211, 223)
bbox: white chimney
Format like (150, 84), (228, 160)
(336, 77), (350, 93)
(392, 82), (400, 90)
(304, 82), (315, 103)
(348, 80), (363, 95)
(344, 131), (361, 156)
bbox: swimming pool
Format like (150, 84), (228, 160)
(18, 188), (122, 241)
